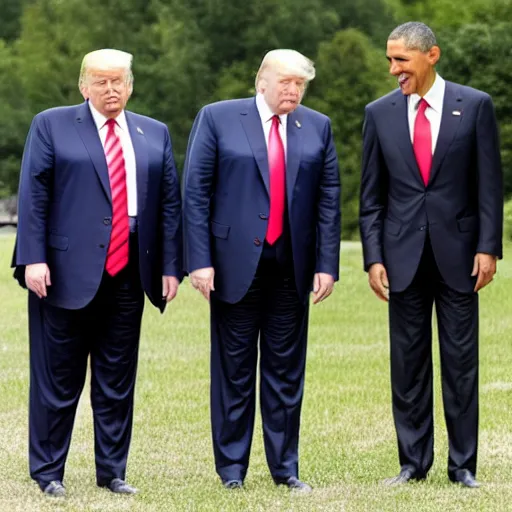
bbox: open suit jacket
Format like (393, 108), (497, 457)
(12, 101), (182, 309)
(182, 97), (341, 302)
(360, 81), (503, 291)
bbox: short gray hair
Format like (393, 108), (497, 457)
(388, 22), (437, 52)
(78, 48), (133, 89)
(255, 49), (315, 92)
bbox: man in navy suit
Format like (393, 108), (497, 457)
(360, 22), (503, 488)
(13, 49), (182, 497)
(183, 49), (341, 491)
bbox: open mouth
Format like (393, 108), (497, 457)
(398, 74), (410, 89)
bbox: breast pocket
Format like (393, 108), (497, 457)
(48, 233), (69, 251)
(210, 221), (230, 239)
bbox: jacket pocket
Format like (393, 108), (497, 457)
(210, 221), (230, 240)
(457, 216), (477, 233)
(48, 233), (69, 251)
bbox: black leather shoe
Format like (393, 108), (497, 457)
(452, 469), (481, 488)
(383, 468), (418, 486)
(105, 478), (138, 494)
(277, 476), (312, 493)
(223, 479), (243, 489)
(43, 480), (66, 497)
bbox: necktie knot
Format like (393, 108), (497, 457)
(417, 98), (429, 113)
(272, 115), (280, 126)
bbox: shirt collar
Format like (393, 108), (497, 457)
(87, 100), (128, 132)
(409, 73), (445, 113)
(255, 93), (287, 126)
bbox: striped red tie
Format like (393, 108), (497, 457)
(104, 118), (129, 276)
(266, 115), (286, 245)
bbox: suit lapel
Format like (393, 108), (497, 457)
(391, 93), (424, 186)
(286, 109), (303, 205)
(126, 113), (149, 214)
(239, 99), (270, 195)
(429, 82), (463, 184)
(75, 101), (111, 202)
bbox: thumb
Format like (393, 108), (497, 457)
(471, 256), (479, 276)
(162, 278), (169, 297)
(381, 269), (389, 289)
(313, 273), (320, 293)
(45, 269), (51, 286)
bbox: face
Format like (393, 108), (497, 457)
(260, 68), (306, 115)
(80, 68), (132, 118)
(386, 38), (440, 96)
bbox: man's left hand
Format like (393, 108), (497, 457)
(162, 276), (180, 303)
(472, 253), (497, 292)
(312, 272), (335, 304)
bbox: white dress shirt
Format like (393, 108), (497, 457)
(255, 93), (288, 159)
(408, 73), (446, 154)
(88, 102), (138, 217)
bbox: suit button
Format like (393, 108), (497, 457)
(419, 225), (426, 231)
(259, 213), (268, 220)
(103, 217), (111, 225)
(99, 244), (105, 249)
(254, 237), (261, 246)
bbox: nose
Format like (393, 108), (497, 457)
(389, 60), (401, 76)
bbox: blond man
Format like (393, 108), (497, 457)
(13, 49), (182, 496)
(183, 49), (341, 491)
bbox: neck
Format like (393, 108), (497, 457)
(418, 70), (436, 97)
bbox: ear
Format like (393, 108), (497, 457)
(80, 85), (89, 101)
(428, 45), (441, 66)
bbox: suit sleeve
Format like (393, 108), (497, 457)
(161, 127), (184, 278)
(182, 107), (217, 273)
(359, 106), (387, 271)
(14, 113), (54, 266)
(315, 118), (341, 280)
(475, 94), (503, 258)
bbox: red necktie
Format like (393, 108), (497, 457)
(104, 118), (129, 276)
(266, 115), (285, 245)
(413, 98), (432, 186)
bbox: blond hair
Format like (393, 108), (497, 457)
(255, 49), (315, 92)
(78, 49), (133, 89)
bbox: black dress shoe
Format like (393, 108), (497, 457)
(223, 479), (243, 489)
(105, 478), (138, 494)
(43, 480), (66, 497)
(277, 476), (312, 493)
(452, 469), (481, 488)
(383, 468), (417, 486)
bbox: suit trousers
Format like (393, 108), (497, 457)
(28, 233), (144, 489)
(209, 248), (309, 483)
(388, 236), (479, 479)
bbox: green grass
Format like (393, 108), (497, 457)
(0, 233), (511, 511)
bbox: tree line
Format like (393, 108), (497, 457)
(1, 0), (511, 238)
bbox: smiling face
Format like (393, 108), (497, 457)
(80, 68), (132, 118)
(386, 38), (440, 97)
(259, 68), (306, 115)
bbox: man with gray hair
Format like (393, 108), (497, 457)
(13, 49), (183, 496)
(183, 49), (341, 491)
(360, 22), (503, 487)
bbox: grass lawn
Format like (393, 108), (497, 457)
(0, 233), (511, 511)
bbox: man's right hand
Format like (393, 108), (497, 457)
(25, 263), (51, 299)
(368, 263), (389, 302)
(190, 267), (215, 301)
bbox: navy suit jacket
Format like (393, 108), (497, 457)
(13, 101), (182, 311)
(360, 81), (503, 293)
(183, 98), (341, 304)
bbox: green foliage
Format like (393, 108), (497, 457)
(306, 29), (394, 238)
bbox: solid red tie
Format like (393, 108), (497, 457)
(266, 115), (286, 245)
(104, 118), (129, 276)
(413, 98), (432, 186)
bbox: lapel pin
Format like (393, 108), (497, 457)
(137, 126), (144, 134)
(452, 110), (461, 116)
(295, 120), (301, 128)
